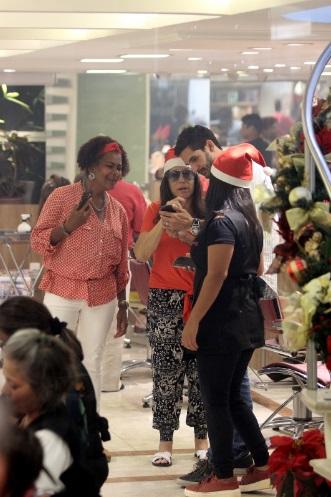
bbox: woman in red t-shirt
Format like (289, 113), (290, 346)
(134, 157), (207, 467)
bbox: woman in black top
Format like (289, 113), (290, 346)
(182, 149), (270, 497)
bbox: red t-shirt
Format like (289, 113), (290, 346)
(109, 180), (147, 248)
(141, 201), (194, 292)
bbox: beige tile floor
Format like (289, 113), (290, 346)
(99, 342), (293, 497)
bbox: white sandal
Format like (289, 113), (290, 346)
(151, 451), (172, 467)
(195, 449), (208, 460)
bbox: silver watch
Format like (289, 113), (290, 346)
(190, 218), (201, 236)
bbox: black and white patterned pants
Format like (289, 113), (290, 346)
(147, 288), (207, 442)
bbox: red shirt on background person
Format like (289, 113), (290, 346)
(109, 179), (147, 249)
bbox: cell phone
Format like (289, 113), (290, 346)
(173, 256), (196, 270)
(160, 204), (176, 213)
(77, 191), (92, 210)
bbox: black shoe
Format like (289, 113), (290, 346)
(233, 453), (254, 476)
(176, 459), (213, 487)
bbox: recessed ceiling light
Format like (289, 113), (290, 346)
(274, 64), (286, 68)
(80, 58), (123, 63)
(3, 68), (16, 72)
(263, 68), (274, 73)
(241, 51), (259, 55)
(120, 54), (170, 59)
(287, 43), (304, 46)
(169, 48), (193, 52)
(325, 65), (331, 68)
(248, 65), (259, 69)
(221, 68), (229, 72)
(187, 57), (202, 61)
(252, 47), (272, 50)
(290, 66), (301, 70)
(304, 61), (315, 65)
(322, 71), (331, 76)
(197, 70), (208, 75)
(86, 69), (127, 74)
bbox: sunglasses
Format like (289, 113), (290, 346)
(167, 169), (195, 181)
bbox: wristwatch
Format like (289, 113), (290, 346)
(118, 300), (129, 310)
(190, 218), (201, 237)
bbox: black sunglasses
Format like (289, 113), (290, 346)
(167, 169), (195, 181)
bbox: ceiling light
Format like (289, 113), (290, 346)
(80, 58), (123, 63)
(287, 43), (304, 47)
(248, 65), (259, 70)
(325, 65), (331, 68)
(304, 61), (315, 65)
(120, 54), (169, 59)
(3, 68), (16, 72)
(322, 72), (331, 76)
(169, 48), (193, 52)
(263, 68), (274, 73)
(188, 57), (202, 61)
(86, 69), (127, 74)
(252, 47), (272, 50)
(274, 64), (286, 67)
(221, 68), (229, 72)
(290, 66), (301, 70)
(197, 70), (208, 75)
(241, 51), (259, 55)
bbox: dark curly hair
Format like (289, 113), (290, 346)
(77, 135), (129, 176)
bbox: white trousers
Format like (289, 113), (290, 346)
(44, 292), (117, 409)
(101, 271), (132, 391)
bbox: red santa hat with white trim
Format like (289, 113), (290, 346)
(210, 143), (267, 188)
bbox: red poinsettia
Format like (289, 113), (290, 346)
(269, 429), (330, 497)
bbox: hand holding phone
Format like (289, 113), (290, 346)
(77, 191), (92, 210)
(160, 204), (177, 213)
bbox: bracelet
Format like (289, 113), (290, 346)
(118, 300), (129, 310)
(61, 223), (71, 237)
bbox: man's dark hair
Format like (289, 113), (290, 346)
(77, 135), (129, 176)
(241, 113), (263, 133)
(174, 125), (221, 156)
(261, 116), (277, 129)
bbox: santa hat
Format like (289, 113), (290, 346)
(164, 147), (176, 161)
(164, 157), (187, 173)
(211, 143), (266, 188)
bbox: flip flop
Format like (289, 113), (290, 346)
(194, 449), (208, 460)
(151, 451), (172, 467)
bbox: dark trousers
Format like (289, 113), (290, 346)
(197, 348), (269, 478)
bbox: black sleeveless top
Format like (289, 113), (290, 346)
(191, 210), (265, 353)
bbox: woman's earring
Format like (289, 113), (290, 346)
(88, 171), (96, 181)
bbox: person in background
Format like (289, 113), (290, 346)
(273, 98), (294, 136)
(31, 135), (129, 408)
(182, 149), (270, 496)
(134, 157), (207, 468)
(38, 176), (71, 216)
(101, 162), (147, 393)
(241, 113), (272, 167)
(2, 329), (100, 497)
(261, 116), (279, 144)
(0, 295), (109, 491)
(159, 126), (275, 486)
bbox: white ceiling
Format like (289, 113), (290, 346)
(0, 0), (330, 81)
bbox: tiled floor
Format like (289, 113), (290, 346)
(100, 342), (285, 497)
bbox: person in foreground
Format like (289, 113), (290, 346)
(31, 135), (129, 407)
(134, 157), (207, 467)
(181, 149), (270, 496)
(2, 329), (100, 497)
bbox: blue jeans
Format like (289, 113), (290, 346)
(207, 369), (253, 461)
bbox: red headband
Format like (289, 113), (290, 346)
(99, 142), (122, 156)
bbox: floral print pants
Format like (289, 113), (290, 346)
(147, 288), (207, 441)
